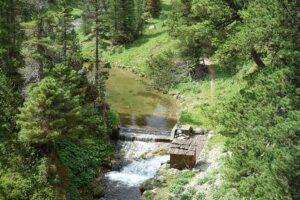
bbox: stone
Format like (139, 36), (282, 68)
(149, 25), (156, 30)
(193, 128), (205, 135)
(110, 159), (121, 171)
(155, 176), (166, 184)
(169, 168), (179, 174)
(92, 184), (105, 198)
(151, 188), (159, 195)
(203, 128), (210, 134)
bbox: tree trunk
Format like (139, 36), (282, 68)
(251, 48), (265, 68)
(63, 11), (67, 62)
(37, 17), (44, 80)
(95, 1), (100, 91)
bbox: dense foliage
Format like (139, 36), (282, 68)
(56, 141), (113, 200)
(109, 0), (146, 44)
(214, 66), (300, 199)
(147, 51), (188, 90)
(1, 0), (299, 199)
(146, 0), (161, 18)
(164, 0), (300, 199)
(0, 0), (114, 199)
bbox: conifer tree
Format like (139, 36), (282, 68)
(146, 0), (161, 18)
(17, 62), (107, 143)
(0, 0), (23, 86)
(135, 0), (146, 36)
(17, 73), (80, 143)
(109, 0), (144, 44)
(0, 73), (19, 139)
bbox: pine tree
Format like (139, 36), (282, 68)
(0, 0), (23, 86)
(146, 0), (161, 18)
(17, 77), (80, 144)
(0, 73), (19, 139)
(135, 0), (146, 36)
(109, 0), (144, 44)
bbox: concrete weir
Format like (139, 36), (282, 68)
(118, 127), (172, 142)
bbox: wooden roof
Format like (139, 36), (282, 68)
(168, 135), (207, 156)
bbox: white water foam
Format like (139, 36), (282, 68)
(121, 141), (169, 160)
(106, 155), (169, 187)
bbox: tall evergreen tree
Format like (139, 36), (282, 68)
(146, 0), (161, 18)
(0, 0), (23, 86)
(109, 0), (144, 44)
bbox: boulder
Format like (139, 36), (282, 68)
(154, 176), (166, 184)
(149, 25), (156, 30)
(193, 128), (205, 135)
(151, 188), (159, 195)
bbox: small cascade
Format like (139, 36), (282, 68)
(99, 141), (170, 200)
(118, 127), (172, 143)
(121, 141), (169, 160)
(106, 155), (169, 186)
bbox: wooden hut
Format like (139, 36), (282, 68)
(168, 135), (207, 169)
(168, 138), (197, 169)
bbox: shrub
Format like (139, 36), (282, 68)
(56, 141), (113, 200)
(147, 51), (187, 91)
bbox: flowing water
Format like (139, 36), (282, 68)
(99, 68), (178, 200)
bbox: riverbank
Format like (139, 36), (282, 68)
(140, 133), (226, 200)
(76, 0), (237, 199)
(100, 1), (234, 199)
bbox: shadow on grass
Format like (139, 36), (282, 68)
(162, 2), (172, 13)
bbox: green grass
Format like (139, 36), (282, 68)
(207, 134), (227, 149)
(197, 175), (216, 186)
(141, 167), (196, 200)
(103, 0), (178, 75)
(77, 0), (177, 75)
(173, 68), (245, 128)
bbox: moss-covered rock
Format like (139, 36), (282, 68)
(91, 183), (105, 198)
(140, 178), (155, 194)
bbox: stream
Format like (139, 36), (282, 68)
(99, 68), (179, 200)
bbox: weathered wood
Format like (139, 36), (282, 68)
(169, 135), (208, 169)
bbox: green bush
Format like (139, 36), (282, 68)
(179, 188), (196, 200)
(107, 111), (120, 134)
(56, 141), (113, 200)
(147, 51), (188, 91)
(143, 190), (154, 200)
(197, 175), (215, 186)
(0, 73), (19, 136)
(195, 192), (206, 200)
(170, 171), (195, 195)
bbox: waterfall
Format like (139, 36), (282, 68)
(118, 127), (172, 143)
(99, 141), (169, 200)
(120, 141), (169, 160)
(106, 155), (169, 187)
